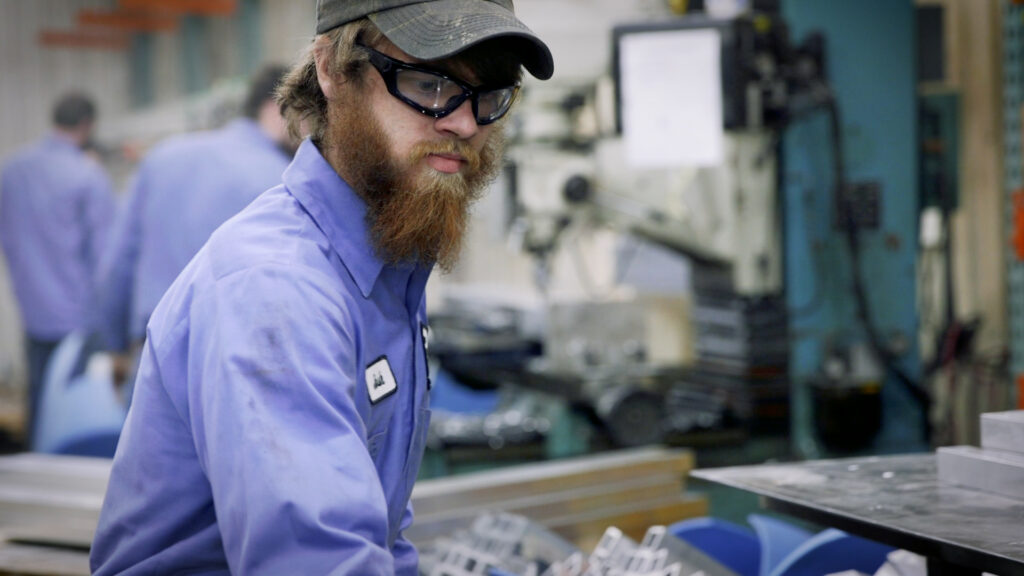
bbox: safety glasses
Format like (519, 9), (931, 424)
(358, 45), (520, 126)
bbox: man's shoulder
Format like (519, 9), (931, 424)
(3, 139), (102, 182)
(204, 188), (339, 282)
(2, 139), (47, 172)
(148, 201), (353, 346)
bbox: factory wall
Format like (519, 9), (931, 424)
(103, 0), (317, 154)
(0, 0), (129, 159)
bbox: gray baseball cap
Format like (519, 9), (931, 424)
(315, 0), (553, 80)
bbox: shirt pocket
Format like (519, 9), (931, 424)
(367, 430), (387, 460)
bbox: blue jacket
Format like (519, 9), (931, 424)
(0, 133), (114, 339)
(91, 139), (432, 575)
(95, 118), (291, 350)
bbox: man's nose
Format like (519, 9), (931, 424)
(434, 99), (479, 139)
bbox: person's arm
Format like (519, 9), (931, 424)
(191, 264), (397, 574)
(0, 168), (13, 266)
(90, 174), (143, 352)
(84, 163), (115, 270)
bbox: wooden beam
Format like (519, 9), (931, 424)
(77, 9), (179, 32)
(38, 30), (130, 50)
(117, 0), (237, 16)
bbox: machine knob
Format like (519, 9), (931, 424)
(563, 175), (592, 204)
(595, 385), (665, 447)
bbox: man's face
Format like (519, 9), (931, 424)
(325, 42), (506, 272)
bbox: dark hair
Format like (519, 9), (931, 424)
(52, 93), (96, 128)
(243, 64), (290, 119)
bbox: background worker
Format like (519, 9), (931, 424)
(0, 92), (114, 446)
(90, 0), (552, 574)
(93, 65), (295, 390)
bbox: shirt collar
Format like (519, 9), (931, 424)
(282, 139), (385, 298)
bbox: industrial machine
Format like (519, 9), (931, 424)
(430, 4), (834, 451)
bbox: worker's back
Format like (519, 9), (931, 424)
(95, 118), (291, 350)
(0, 133), (113, 340)
(133, 119), (290, 334)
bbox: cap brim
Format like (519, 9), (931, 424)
(368, 0), (553, 80)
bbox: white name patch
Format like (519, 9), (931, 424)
(421, 323), (432, 390)
(365, 356), (398, 404)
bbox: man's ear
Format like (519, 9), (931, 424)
(314, 44), (338, 100)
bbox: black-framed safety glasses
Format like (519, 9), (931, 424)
(358, 45), (520, 126)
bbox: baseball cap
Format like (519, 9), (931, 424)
(315, 0), (553, 80)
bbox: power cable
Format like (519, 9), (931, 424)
(823, 94), (933, 443)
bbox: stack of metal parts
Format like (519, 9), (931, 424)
(420, 512), (736, 576)
(408, 447), (707, 552)
(661, 383), (731, 439)
(686, 268), (790, 433)
(428, 388), (552, 450)
(419, 511), (575, 576)
(938, 410), (1024, 499)
(545, 524), (736, 576)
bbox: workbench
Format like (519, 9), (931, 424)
(692, 453), (1024, 576)
(0, 447), (705, 575)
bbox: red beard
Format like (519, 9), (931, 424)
(326, 98), (505, 272)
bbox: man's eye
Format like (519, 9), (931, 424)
(412, 80), (439, 95)
(398, 72), (442, 97)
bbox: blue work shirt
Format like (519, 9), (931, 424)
(91, 139), (432, 575)
(94, 118), (291, 351)
(0, 133), (114, 340)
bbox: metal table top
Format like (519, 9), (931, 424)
(691, 453), (1024, 576)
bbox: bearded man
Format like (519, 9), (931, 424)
(89, 1), (552, 574)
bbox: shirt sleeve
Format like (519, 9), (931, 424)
(392, 499), (420, 576)
(84, 163), (115, 270)
(0, 161), (26, 270)
(0, 167), (13, 266)
(188, 263), (397, 574)
(91, 175), (143, 351)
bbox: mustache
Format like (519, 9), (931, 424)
(408, 139), (482, 173)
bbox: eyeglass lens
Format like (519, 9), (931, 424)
(395, 70), (464, 111)
(382, 58), (517, 124)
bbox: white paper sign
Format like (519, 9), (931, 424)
(620, 28), (724, 168)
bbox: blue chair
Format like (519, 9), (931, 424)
(747, 513), (813, 576)
(32, 331), (127, 457)
(768, 528), (895, 576)
(668, 517), (760, 576)
(431, 369), (500, 414)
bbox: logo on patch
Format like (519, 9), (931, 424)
(421, 322), (432, 389)
(365, 356), (398, 404)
